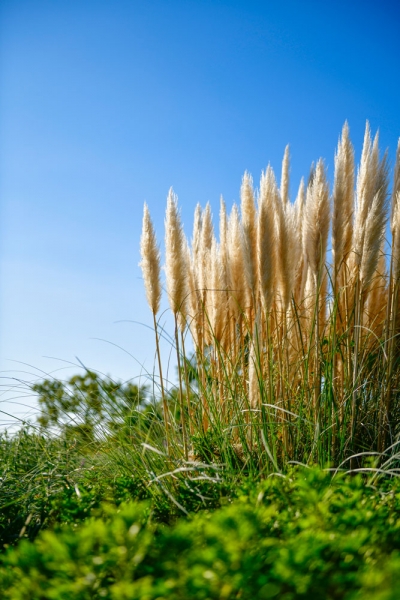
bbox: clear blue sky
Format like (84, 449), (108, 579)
(1, 0), (400, 422)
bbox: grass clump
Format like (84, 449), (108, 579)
(140, 122), (400, 471)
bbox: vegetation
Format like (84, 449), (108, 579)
(2, 121), (400, 597)
(140, 121), (400, 469)
(2, 466), (400, 599)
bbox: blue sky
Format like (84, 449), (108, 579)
(1, 0), (400, 422)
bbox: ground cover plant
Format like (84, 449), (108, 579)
(2, 469), (400, 599)
(2, 121), (400, 597)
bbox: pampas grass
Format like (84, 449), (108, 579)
(165, 188), (188, 317)
(140, 122), (400, 471)
(140, 203), (162, 315)
(241, 172), (258, 314)
(280, 145), (290, 207)
(164, 188), (189, 457)
(258, 166), (276, 313)
(139, 203), (169, 449)
(332, 122), (354, 295)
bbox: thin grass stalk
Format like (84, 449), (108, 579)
(350, 276), (362, 457)
(139, 204), (170, 451)
(381, 177), (400, 449)
(153, 313), (170, 454)
(332, 124), (354, 432)
(180, 329), (194, 436)
(380, 259), (399, 451)
(314, 276), (321, 431)
(174, 316), (188, 459)
(387, 281), (399, 409)
(264, 313), (278, 465)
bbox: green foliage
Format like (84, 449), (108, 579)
(3, 370), (400, 598)
(0, 419), (228, 551)
(0, 428), (149, 550)
(33, 371), (151, 442)
(1, 468), (400, 599)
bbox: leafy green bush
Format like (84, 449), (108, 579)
(2, 468), (400, 599)
(33, 371), (151, 441)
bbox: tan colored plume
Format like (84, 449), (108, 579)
(198, 202), (214, 299)
(392, 196), (400, 282)
(192, 203), (202, 262)
(241, 171), (258, 303)
(165, 188), (188, 316)
(139, 203), (162, 315)
(219, 196), (230, 291)
(359, 149), (389, 292)
(210, 238), (226, 342)
(391, 140), (400, 235)
(228, 204), (246, 314)
(352, 124), (379, 272)
(304, 159), (330, 284)
(332, 122), (355, 291)
(280, 145), (290, 206)
(258, 166), (276, 312)
(293, 179), (308, 305)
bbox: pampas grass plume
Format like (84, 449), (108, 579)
(304, 159), (330, 283)
(352, 124), (379, 271)
(332, 122), (354, 288)
(241, 171), (258, 299)
(392, 195), (400, 282)
(392, 140), (400, 225)
(165, 188), (188, 315)
(360, 152), (389, 291)
(140, 203), (162, 315)
(228, 204), (246, 313)
(258, 166), (276, 311)
(210, 238), (226, 342)
(280, 145), (290, 206)
(293, 179), (308, 304)
(198, 202), (214, 299)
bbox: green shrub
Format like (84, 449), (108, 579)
(2, 468), (400, 599)
(32, 371), (151, 442)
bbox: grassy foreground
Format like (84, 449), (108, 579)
(1, 454), (400, 599)
(1, 373), (400, 599)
